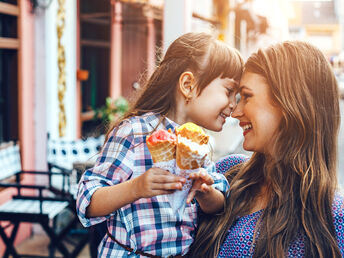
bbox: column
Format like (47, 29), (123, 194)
(110, 1), (122, 99)
(163, 0), (192, 52)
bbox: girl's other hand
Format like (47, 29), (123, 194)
(133, 168), (186, 199)
(186, 168), (214, 204)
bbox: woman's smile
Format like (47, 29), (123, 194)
(239, 122), (253, 136)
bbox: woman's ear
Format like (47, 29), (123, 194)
(179, 71), (196, 99)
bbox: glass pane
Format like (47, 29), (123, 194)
(0, 49), (18, 143)
(81, 21), (110, 41)
(81, 0), (108, 14)
(0, 13), (17, 38)
(0, 0), (17, 4)
(81, 46), (110, 112)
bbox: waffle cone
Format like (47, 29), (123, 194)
(176, 127), (209, 145)
(147, 140), (176, 163)
(176, 142), (207, 169)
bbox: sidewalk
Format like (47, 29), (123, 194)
(16, 234), (90, 257)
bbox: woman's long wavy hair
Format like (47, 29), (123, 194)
(105, 32), (243, 140)
(189, 41), (341, 257)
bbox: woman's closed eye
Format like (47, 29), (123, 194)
(240, 93), (252, 102)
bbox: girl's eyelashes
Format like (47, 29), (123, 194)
(226, 87), (233, 96)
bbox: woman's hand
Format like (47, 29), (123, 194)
(186, 168), (214, 204)
(133, 167), (186, 199)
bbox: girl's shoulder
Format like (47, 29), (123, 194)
(112, 112), (160, 137)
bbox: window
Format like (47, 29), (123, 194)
(0, 0), (19, 143)
(79, 0), (111, 136)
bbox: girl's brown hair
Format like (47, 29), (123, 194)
(105, 32), (243, 140)
(189, 41), (341, 257)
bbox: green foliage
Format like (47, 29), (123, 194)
(94, 96), (129, 123)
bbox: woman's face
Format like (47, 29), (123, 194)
(232, 72), (283, 154)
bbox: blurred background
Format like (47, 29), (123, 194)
(1, 0), (344, 255)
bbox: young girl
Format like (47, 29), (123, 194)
(76, 32), (243, 257)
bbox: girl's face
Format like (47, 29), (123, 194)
(232, 72), (283, 154)
(186, 77), (238, 132)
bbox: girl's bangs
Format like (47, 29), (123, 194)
(199, 43), (243, 89)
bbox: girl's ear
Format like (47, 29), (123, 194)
(179, 71), (196, 99)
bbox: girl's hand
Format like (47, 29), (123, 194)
(186, 168), (214, 204)
(133, 167), (186, 199)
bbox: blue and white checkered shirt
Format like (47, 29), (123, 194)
(76, 112), (229, 257)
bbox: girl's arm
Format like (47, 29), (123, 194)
(186, 169), (226, 214)
(193, 186), (225, 214)
(87, 167), (186, 217)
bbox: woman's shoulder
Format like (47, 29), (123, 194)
(333, 192), (344, 217)
(215, 154), (249, 174)
(332, 192), (344, 251)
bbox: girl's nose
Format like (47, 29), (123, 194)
(231, 102), (242, 118)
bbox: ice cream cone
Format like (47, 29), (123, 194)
(147, 140), (176, 163)
(176, 142), (207, 169)
(147, 129), (176, 163)
(175, 122), (209, 170)
(176, 127), (209, 145)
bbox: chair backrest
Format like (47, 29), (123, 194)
(0, 143), (21, 181)
(47, 135), (104, 192)
(47, 135), (105, 170)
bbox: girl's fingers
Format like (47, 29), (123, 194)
(202, 175), (214, 185)
(189, 172), (214, 185)
(153, 175), (185, 184)
(201, 183), (210, 192)
(186, 189), (196, 204)
(152, 182), (183, 191)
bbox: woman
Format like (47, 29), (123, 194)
(189, 41), (344, 257)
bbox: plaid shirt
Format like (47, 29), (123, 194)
(76, 112), (229, 257)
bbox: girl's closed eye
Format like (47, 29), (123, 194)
(225, 87), (234, 96)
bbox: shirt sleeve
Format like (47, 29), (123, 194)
(76, 121), (135, 227)
(204, 160), (229, 194)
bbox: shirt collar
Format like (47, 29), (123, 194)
(144, 112), (179, 132)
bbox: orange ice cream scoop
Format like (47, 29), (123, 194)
(176, 122), (209, 145)
(146, 129), (177, 163)
(175, 122), (210, 169)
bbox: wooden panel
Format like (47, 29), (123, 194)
(0, 2), (19, 16)
(80, 39), (110, 48)
(0, 37), (19, 49)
